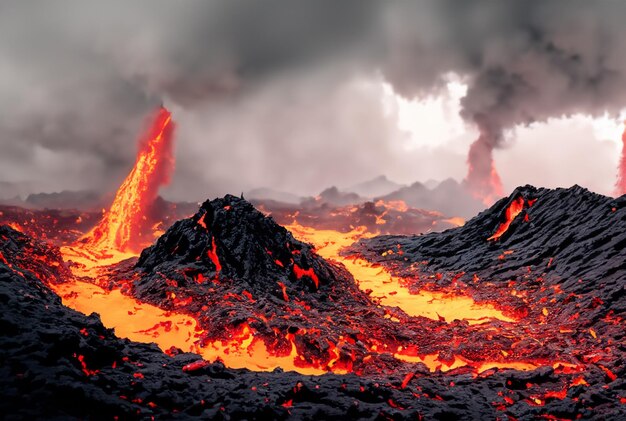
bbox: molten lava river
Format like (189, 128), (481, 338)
(9, 107), (586, 386)
(55, 218), (557, 376)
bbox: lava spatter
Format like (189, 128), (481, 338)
(79, 107), (175, 255)
(487, 196), (526, 241)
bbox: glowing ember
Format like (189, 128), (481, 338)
(487, 196), (525, 241)
(79, 107), (175, 254)
(616, 121), (626, 196)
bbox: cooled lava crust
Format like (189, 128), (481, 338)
(118, 195), (574, 376)
(352, 185), (626, 415)
(1, 186), (625, 419)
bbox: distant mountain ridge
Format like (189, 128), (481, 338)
(346, 175), (404, 198)
(377, 178), (485, 218)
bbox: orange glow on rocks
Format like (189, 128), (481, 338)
(206, 237), (222, 273)
(1, 118), (594, 386)
(79, 107), (175, 254)
(286, 222), (516, 324)
(487, 196), (525, 241)
(292, 263), (320, 289)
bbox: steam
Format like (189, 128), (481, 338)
(617, 122), (626, 195)
(1, 1), (626, 200)
(381, 1), (626, 201)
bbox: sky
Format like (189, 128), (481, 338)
(0, 1), (625, 201)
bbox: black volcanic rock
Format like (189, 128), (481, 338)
(3, 224), (624, 420)
(125, 195), (561, 374)
(0, 225), (71, 284)
(355, 184), (626, 319)
(0, 226), (398, 420)
(352, 185), (626, 413)
(136, 194), (358, 298)
(130, 195), (393, 371)
(355, 185), (626, 308)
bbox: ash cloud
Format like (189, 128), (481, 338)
(383, 1), (626, 131)
(0, 1), (625, 200)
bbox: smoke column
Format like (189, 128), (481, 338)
(462, 116), (504, 204)
(465, 137), (504, 205)
(3, 2), (626, 199)
(617, 121), (626, 196)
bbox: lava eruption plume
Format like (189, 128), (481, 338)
(617, 121), (626, 196)
(464, 130), (504, 206)
(486, 196), (525, 241)
(81, 107), (175, 253)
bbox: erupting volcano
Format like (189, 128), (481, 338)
(81, 107), (175, 254)
(2, 112), (626, 420)
(464, 131), (504, 206)
(6, 2), (626, 419)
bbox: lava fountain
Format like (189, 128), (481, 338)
(81, 107), (175, 254)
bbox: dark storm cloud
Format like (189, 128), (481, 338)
(1, 0), (625, 199)
(80, 0), (382, 106)
(0, 0), (383, 196)
(383, 0), (626, 140)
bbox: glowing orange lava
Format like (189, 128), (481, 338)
(282, 223), (574, 374)
(286, 223), (515, 325)
(49, 281), (329, 375)
(487, 196), (525, 241)
(46, 106), (563, 376)
(80, 107), (175, 254)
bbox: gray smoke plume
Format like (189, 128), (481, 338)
(380, 1), (626, 200)
(1, 1), (625, 200)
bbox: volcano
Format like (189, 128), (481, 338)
(1, 103), (625, 421)
(1, 184), (625, 419)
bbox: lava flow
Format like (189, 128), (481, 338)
(2, 109), (605, 385)
(46, 108), (330, 375)
(38, 134), (562, 379)
(80, 107), (175, 255)
(487, 196), (526, 241)
(4, 182), (626, 419)
(3, 112), (626, 420)
(286, 222), (515, 324)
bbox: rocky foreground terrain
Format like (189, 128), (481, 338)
(1, 185), (625, 419)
